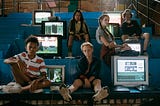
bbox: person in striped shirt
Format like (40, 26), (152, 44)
(4, 35), (51, 93)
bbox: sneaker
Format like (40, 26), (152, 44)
(32, 89), (43, 93)
(2, 82), (22, 93)
(93, 86), (109, 102)
(143, 51), (148, 55)
(141, 50), (148, 55)
(59, 84), (72, 102)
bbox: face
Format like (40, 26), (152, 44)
(82, 45), (93, 58)
(74, 12), (81, 21)
(124, 11), (132, 20)
(25, 42), (38, 58)
(100, 16), (110, 27)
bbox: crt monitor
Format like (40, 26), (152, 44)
(104, 11), (122, 25)
(32, 10), (53, 25)
(111, 56), (149, 87)
(46, 65), (65, 85)
(36, 35), (62, 58)
(41, 21), (67, 39)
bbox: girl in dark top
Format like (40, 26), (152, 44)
(59, 42), (109, 102)
(121, 9), (150, 54)
(67, 9), (90, 57)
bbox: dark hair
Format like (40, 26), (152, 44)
(122, 9), (132, 19)
(25, 35), (39, 46)
(72, 9), (84, 22)
(69, 9), (89, 34)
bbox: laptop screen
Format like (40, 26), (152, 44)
(127, 43), (141, 53)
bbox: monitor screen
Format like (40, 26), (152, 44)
(104, 11), (122, 25)
(41, 21), (67, 39)
(46, 65), (65, 85)
(32, 10), (52, 25)
(111, 56), (149, 87)
(36, 35), (62, 58)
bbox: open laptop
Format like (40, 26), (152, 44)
(127, 42), (141, 54)
(124, 39), (142, 54)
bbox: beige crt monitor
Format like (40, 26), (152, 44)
(111, 56), (149, 87)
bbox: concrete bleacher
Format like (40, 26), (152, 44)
(0, 11), (154, 58)
(1, 12), (160, 106)
(0, 11), (160, 86)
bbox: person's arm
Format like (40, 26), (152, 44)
(76, 60), (87, 80)
(100, 36), (117, 49)
(121, 22), (128, 36)
(39, 59), (47, 79)
(133, 20), (142, 36)
(88, 58), (101, 82)
(76, 57), (89, 81)
(82, 22), (89, 35)
(4, 57), (19, 64)
(100, 36), (110, 47)
(68, 20), (74, 35)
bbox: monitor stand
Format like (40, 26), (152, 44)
(114, 85), (130, 92)
(136, 85), (150, 91)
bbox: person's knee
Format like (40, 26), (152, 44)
(143, 33), (150, 40)
(73, 79), (83, 87)
(68, 35), (74, 46)
(93, 79), (101, 85)
(83, 34), (90, 42)
(43, 79), (51, 87)
(121, 35), (129, 42)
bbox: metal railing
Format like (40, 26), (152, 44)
(128, 0), (160, 27)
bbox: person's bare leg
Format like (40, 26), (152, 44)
(68, 35), (74, 56)
(142, 33), (150, 51)
(121, 35), (129, 42)
(92, 79), (102, 92)
(83, 34), (90, 42)
(10, 62), (31, 85)
(68, 79), (83, 93)
(30, 78), (51, 92)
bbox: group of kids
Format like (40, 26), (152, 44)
(3, 8), (150, 102)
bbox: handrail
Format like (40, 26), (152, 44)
(130, 0), (160, 27)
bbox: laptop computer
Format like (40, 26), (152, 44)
(124, 39), (141, 54)
(127, 42), (141, 53)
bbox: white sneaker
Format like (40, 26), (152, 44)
(93, 86), (109, 102)
(32, 89), (43, 93)
(59, 84), (72, 102)
(2, 82), (22, 93)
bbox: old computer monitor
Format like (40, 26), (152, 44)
(104, 11), (122, 25)
(111, 56), (149, 87)
(46, 65), (65, 85)
(35, 35), (62, 58)
(41, 21), (67, 39)
(32, 10), (52, 25)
